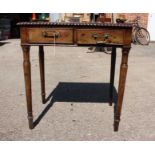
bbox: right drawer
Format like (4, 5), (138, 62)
(76, 29), (124, 45)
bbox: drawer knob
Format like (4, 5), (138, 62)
(92, 33), (98, 39)
(103, 33), (111, 39)
(42, 31), (60, 38)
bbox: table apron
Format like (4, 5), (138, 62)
(20, 27), (132, 47)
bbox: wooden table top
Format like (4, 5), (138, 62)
(17, 22), (133, 28)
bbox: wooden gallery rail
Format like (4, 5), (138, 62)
(17, 22), (132, 131)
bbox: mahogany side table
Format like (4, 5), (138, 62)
(17, 22), (132, 131)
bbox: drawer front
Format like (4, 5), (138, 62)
(28, 28), (73, 44)
(76, 29), (124, 45)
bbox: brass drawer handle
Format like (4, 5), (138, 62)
(92, 33), (111, 39)
(96, 41), (106, 44)
(42, 31), (60, 38)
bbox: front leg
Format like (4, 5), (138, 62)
(22, 45), (33, 129)
(114, 47), (130, 131)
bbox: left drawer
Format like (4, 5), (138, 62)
(28, 28), (73, 44)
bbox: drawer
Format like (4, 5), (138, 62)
(76, 29), (124, 45)
(28, 28), (73, 44)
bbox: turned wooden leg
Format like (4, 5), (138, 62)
(109, 47), (116, 106)
(114, 47), (130, 131)
(22, 45), (33, 129)
(39, 46), (46, 104)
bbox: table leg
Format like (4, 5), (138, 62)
(109, 47), (116, 106)
(114, 47), (130, 131)
(22, 45), (33, 129)
(39, 46), (46, 104)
